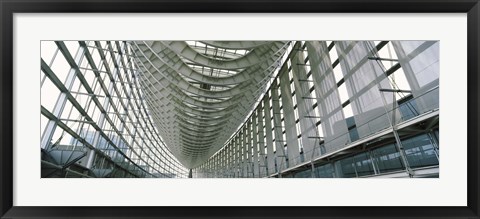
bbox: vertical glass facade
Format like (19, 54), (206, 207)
(193, 41), (439, 178)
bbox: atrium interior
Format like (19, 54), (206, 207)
(40, 41), (439, 178)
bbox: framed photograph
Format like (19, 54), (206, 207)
(1, 0), (479, 218)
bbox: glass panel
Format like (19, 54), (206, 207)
(372, 143), (405, 173)
(41, 41), (58, 64)
(41, 77), (61, 113)
(316, 163), (334, 178)
(40, 114), (49, 137)
(337, 156), (356, 178)
(402, 134), (439, 168)
(353, 152), (374, 176)
(398, 98), (419, 121)
(50, 53), (72, 85)
(349, 127), (359, 142)
(64, 41), (79, 56)
(333, 66), (343, 83)
(338, 83), (349, 103)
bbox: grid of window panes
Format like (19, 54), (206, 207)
(282, 132), (439, 178)
(193, 40), (439, 178)
(41, 41), (188, 178)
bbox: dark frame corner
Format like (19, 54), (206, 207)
(1, 0), (479, 218)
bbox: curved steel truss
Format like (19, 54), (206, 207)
(132, 41), (290, 168)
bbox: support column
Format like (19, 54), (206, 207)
(291, 43), (317, 160)
(335, 41), (393, 139)
(246, 121), (253, 177)
(306, 41), (349, 154)
(263, 94), (275, 175)
(256, 105), (267, 177)
(252, 112), (260, 177)
(279, 68), (299, 168)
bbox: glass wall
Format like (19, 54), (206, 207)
(194, 41), (439, 178)
(41, 41), (188, 178)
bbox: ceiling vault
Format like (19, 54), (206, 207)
(132, 41), (289, 168)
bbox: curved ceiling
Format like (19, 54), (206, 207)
(132, 41), (289, 168)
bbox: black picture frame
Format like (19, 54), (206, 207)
(1, 0), (479, 218)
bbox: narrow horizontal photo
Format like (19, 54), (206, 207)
(40, 41), (439, 178)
